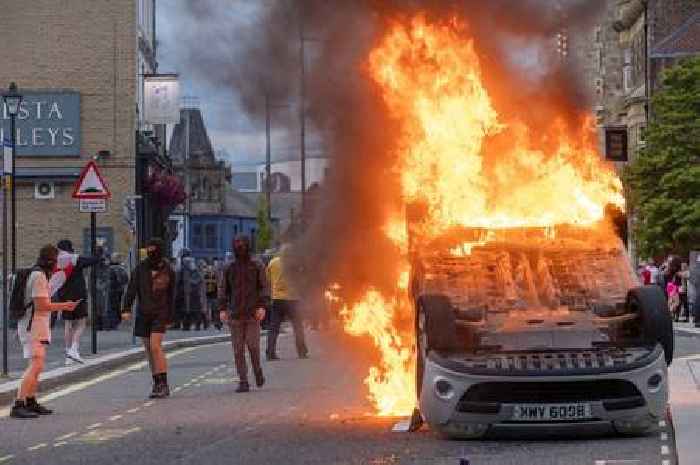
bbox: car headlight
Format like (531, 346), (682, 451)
(434, 377), (455, 400)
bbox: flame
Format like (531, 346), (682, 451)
(337, 16), (625, 417)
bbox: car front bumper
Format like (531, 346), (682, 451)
(419, 346), (668, 437)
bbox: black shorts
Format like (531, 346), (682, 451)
(134, 313), (168, 338)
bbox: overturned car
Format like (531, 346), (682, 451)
(409, 224), (673, 439)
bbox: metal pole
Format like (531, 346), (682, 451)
(2, 174), (7, 377)
(10, 114), (16, 273)
(265, 94), (272, 221)
(299, 12), (307, 224)
(184, 111), (191, 249)
(90, 212), (97, 355)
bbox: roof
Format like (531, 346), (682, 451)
(223, 185), (259, 218)
(168, 108), (215, 163)
(652, 12), (700, 58)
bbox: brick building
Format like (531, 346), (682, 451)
(0, 0), (158, 265)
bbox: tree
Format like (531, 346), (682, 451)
(625, 57), (700, 259)
(255, 196), (274, 253)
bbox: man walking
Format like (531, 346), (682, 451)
(266, 245), (308, 360)
(219, 236), (269, 393)
(105, 253), (129, 330)
(122, 238), (176, 398)
(11, 245), (79, 419)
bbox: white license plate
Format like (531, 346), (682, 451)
(511, 403), (593, 422)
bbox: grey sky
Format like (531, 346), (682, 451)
(157, 0), (292, 167)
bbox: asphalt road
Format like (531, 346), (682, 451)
(0, 329), (687, 465)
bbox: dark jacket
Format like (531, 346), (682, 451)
(55, 255), (101, 318)
(123, 259), (176, 319)
(218, 259), (269, 320)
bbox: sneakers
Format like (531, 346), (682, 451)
(10, 401), (40, 419)
(235, 382), (250, 393)
(254, 370), (265, 388)
(66, 349), (85, 365)
(150, 383), (170, 399)
(26, 398), (53, 415)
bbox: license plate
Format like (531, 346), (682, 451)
(511, 403), (593, 422)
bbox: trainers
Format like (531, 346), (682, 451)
(150, 383), (170, 399)
(10, 402), (39, 419)
(235, 383), (250, 393)
(65, 357), (74, 366)
(26, 398), (53, 415)
(66, 349), (85, 365)
(254, 371), (265, 388)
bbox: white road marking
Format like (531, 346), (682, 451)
(662, 460), (671, 465)
(172, 387), (182, 393)
(108, 415), (123, 421)
(143, 401), (154, 407)
(27, 443), (47, 451)
(126, 408), (140, 414)
(661, 445), (670, 456)
(659, 420), (667, 427)
(0, 455), (14, 463)
(87, 422), (103, 430)
(55, 432), (78, 441)
(53, 442), (67, 448)
(660, 432), (668, 441)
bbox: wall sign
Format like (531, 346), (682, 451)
(0, 91), (80, 157)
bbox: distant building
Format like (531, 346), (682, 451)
(169, 107), (274, 260)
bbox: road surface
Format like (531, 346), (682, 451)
(0, 329), (681, 465)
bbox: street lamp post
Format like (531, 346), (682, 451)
(2, 82), (22, 377)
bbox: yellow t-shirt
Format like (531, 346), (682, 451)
(267, 256), (298, 301)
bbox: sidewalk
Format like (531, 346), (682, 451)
(1, 321), (229, 379)
(669, 352), (700, 465)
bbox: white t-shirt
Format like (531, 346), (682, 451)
(17, 271), (51, 344)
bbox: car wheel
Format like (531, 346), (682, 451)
(419, 295), (457, 351)
(628, 286), (674, 365)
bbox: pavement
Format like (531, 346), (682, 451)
(669, 320), (700, 465)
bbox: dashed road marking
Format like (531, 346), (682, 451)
(661, 445), (670, 456)
(660, 432), (668, 441)
(0, 455), (14, 463)
(27, 444), (47, 451)
(172, 387), (182, 393)
(53, 442), (67, 448)
(108, 415), (123, 421)
(659, 420), (667, 428)
(662, 460), (671, 465)
(143, 401), (154, 407)
(55, 432), (78, 441)
(126, 407), (140, 414)
(87, 422), (103, 430)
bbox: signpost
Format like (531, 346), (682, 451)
(72, 161), (110, 355)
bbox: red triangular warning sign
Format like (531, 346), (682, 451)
(72, 161), (111, 199)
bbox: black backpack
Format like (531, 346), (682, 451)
(9, 267), (41, 322)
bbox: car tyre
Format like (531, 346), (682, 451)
(628, 286), (674, 365)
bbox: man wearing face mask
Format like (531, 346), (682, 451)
(12, 245), (80, 419)
(219, 235), (270, 393)
(122, 238), (176, 398)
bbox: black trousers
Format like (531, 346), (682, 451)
(266, 299), (308, 358)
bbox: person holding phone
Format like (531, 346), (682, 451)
(11, 245), (80, 419)
(218, 235), (269, 393)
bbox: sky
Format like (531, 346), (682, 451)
(157, 0), (296, 168)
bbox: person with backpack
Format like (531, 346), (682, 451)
(53, 239), (101, 365)
(121, 238), (176, 399)
(11, 244), (80, 419)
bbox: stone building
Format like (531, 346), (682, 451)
(169, 107), (267, 261)
(0, 0), (159, 265)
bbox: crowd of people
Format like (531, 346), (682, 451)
(9, 235), (311, 418)
(638, 254), (700, 327)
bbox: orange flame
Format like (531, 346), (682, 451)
(338, 16), (625, 417)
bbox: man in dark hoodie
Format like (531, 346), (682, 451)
(122, 238), (176, 398)
(219, 235), (269, 393)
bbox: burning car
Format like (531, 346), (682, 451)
(409, 222), (673, 439)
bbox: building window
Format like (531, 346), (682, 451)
(192, 224), (203, 250)
(205, 224), (218, 249)
(638, 125), (646, 144)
